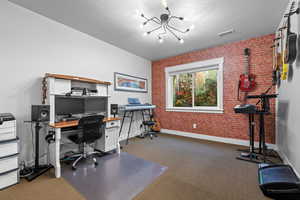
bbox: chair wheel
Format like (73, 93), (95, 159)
(72, 166), (76, 170)
(93, 157), (98, 166)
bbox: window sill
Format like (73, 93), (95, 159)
(166, 107), (224, 114)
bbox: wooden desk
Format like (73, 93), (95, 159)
(49, 117), (121, 128)
(48, 117), (121, 178)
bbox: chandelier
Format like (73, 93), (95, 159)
(140, 6), (194, 44)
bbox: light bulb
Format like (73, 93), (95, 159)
(190, 24), (195, 30)
(179, 39), (184, 44)
(143, 32), (148, 36)
(159, 38), (164, 43)
(140, 24), (144, 29)
(162, 0), (168, 8)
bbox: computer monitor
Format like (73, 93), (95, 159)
(55, 97), (84, 115)
(85, 98), (107, 114)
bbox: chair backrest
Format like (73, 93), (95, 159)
(78, 115), (104, 144)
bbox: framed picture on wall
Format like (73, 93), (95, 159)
(114, 72), (148, 93)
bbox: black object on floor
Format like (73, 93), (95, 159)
(24, 121), (52, 181)
(258, 164), (300, 200)
(62, 152), (167, 200)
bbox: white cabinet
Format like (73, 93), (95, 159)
(96, 120), (120, 152)
(97, 84), (108, 97)
(48, 78), (71, 95)
(54, 79), (71, 95)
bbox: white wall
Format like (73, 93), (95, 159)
(0, 1), (151, 164)
(277, 0), (300, 175)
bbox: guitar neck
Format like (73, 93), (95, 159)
(244, 55), (249, 74)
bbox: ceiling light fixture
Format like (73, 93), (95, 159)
(218, 29), (235, 37)
(140, 6), (193, 43)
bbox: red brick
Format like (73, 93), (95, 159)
(152, 34), (276, 144)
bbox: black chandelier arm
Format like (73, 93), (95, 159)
(168, 16), (184, 22)
(153, 17), (161, 23)
(148, 26), (163, 34)
(158, 26), (168, 38)
(165, 7), (171, 15)
(141, 15), (161, 25)
(166, 26), (180, 40)
(167, 24), (189, 34)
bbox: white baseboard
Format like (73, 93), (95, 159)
(161, 129), (277, 150)
(277, 148), (300, 178)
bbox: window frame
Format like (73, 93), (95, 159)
(165, 57), (224, 113)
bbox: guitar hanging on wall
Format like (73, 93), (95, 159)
(238, 48), (256, 100)
(282, 1), (299, 80)
(271, 37), (281, 86)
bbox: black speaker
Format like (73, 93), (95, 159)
(31, 105), (50, 122)
(111, 104), (118, 117)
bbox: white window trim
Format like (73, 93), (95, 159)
(165, 57), (224, 113)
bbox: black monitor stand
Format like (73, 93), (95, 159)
(24, 121), (52, 181)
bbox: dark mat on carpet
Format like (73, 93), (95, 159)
(62, 152), (167, 200)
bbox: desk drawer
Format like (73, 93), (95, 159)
(0, 140), (18, 158)
(0, 121), (16, 129)
(106, 120), (120, 129)
(0, 155), (18, 174)
(0, 169), (19, 190)
(0, 127), (16, 141)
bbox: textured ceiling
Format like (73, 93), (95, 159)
(9, 0), (289, 61)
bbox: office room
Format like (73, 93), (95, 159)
(0, 0), (300, 199)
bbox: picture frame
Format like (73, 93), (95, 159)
(114, 72), (148, 93)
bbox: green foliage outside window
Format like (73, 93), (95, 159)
(173, 70), (218, 107)
(173, 73), (193, 107)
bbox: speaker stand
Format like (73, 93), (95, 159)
(26, 122), (52, 181)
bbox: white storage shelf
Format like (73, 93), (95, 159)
(0, 118), (19, 190)
(0, 120), (16, 142)
(0, 140), (18, 158)
(0, 155), (18, 174)
(0, 169), (19, 190)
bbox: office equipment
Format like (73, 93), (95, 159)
(119, 98), (156, 144)
(0, 113), (19, 190)
(43, 73), (120, 178)
(31, 105), (50, 122)
(258, 164), (300, 199)
(49, 117), (120, 177)
(67, 115), (104, 170)
(55, 97), (84, 116)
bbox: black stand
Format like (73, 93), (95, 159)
(236, 92), (278, 164)
(26, 122), (52, 181)
(118, 109), (152, 146)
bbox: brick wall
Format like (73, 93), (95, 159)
(152, 34), (276, 144)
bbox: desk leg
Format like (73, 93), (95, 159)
(126, 111), (134, 145)
(49, 128), (61, 178)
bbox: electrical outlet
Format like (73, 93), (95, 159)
(193, 123), (197, 129)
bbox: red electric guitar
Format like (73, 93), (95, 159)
(239, 48), (256, 93)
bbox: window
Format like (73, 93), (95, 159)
(165, 58), (224, 113)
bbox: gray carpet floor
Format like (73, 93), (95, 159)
(123, 133), (271, 200)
